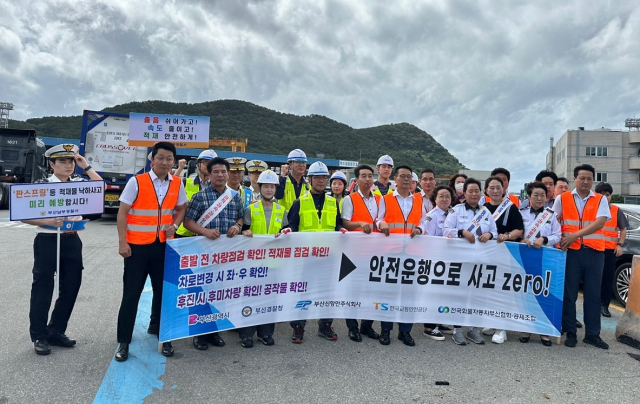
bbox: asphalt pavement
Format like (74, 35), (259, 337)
(0, 211), (638, 404)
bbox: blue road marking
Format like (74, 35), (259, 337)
(93, 279), (168, 403)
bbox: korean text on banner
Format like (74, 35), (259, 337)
(9, 180), (105, 221)
(160, 233), (566, 342)
(128, 113), (210, 148)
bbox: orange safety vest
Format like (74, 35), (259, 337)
(350, 192), (381, 232)
(508, 194), (520, 208)
(559, 192), (605, 251)
(383, 193), (422, 234)
(126, 173), (181, 245)
(602, 204), (619, 250)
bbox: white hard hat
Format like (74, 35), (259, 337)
(308, 161), (329, 176)
(411, 172), (419, 182)
(376, 155), (394, 167)
(287, 149), (307, 162)
(257, 169), (279, 185)
(330, 171), (347, 184)
(197, 150), (217, 161)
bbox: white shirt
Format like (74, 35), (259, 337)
(341, 190), (378, 221)
(520, 207), (562, 246)
(420, 206), (450, 236)
(120, 170), (189, 206)
(375, 190), (427, 226)
(420, 190), (434, 213)
(35, 174), (86, 234)
(443, 203), (498, 239)
(551, 189), (610, 220)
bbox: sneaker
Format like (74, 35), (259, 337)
(241, 337), (254, 348)
(466, 327), (485, 344)
(583, 335), (609, 349)
(452, 329), (467, 345)
(318, 323), (338, 341)
(291, 325), (304, 344)
(491, 330), (507, 344)
(438, 325), (454, 335)
(564, 332), (577, 348)
(482, 328), (495, 336)
(34, 339), (51, 355)
(258, 335), (275, 346)
(423, 327), (445, 341)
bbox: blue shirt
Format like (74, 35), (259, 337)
(275, 174), (309, 201)
(185, 186), (244, 233)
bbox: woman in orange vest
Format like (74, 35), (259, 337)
(595, 182), (628, 318)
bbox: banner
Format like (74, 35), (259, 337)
(128, 113), (210, 148)
(9, 180), (105, 220)
(160, 233), (566, 342)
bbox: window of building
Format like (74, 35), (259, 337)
(595, 172), (608, 182)
(585, 146), (608, 157)
(556, 148), (565, 164)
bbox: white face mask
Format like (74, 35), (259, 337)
(455, 183), (464, 193)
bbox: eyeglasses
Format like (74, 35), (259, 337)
(436, 194), (451, 200)
(397, 174), (412, 180)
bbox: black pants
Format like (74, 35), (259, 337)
(381, 322), (413, 332)
(117, 241), (166, 344)
(290, 319), (332, 328)
(238, 324), (276, 339)
(600, 248), (616, 308)
(563, 247), (604, 336)
(29, 233), (83, 342)
(345, 319), (374, 330)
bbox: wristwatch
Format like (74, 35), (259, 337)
(83, 165), (93, 173)
(618, 242), (626, 247)
(173, 223), (179, 230)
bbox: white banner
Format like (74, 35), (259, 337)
(160, 233), (566, 342)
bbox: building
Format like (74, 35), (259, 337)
(459, 169), (492, 181)
(546, 124), (640, 201)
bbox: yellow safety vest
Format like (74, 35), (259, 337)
(176, 177), (201, 237)
(249, 200), (285, 235)
(299, 193), (337, 232)
(278, 176), (310, 211)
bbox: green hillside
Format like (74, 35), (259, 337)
(8, 99), (465, 175)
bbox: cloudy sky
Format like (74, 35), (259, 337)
(2, 0), (640, 189)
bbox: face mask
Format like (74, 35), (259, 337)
(455, 183), (464, 193)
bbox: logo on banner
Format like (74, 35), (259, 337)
(373, 302), (389, 311)
(295, 300), (312, 310)
(438, 306), (450, 314)
(188, 314), (199, 325)
(241, 306), (252, 317)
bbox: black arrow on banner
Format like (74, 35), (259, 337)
(339, 253), (357, 282)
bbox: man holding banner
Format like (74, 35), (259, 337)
(184, 157), (245, 351)
(22, 144), (102, 356)
(115, 142), (188, 362)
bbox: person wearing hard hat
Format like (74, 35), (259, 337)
(372, 155), (396, 197)
(238, 169), (289, 348)
(174, 150), (217, 239)
(410, 172), (419, 193)
(226, 157), (252, 209)
(329, 171), (349, 211)
(275, 149), (310, 210)
(287, 161), (345, 344)
(21, 144), (102, 356)
(246, 159), (269, 202)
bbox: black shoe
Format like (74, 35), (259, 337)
(519, 333), (531, 343)
(398, 332), (415, 347)
(47, 333), (76, 347)
(360, 326), (380, 340)
(349, 328), (362, 342)
(115, 343), (129, 362)
(318, 323), (338, 341)
(540, 336), (552, 347)
(583, 335), (609, 349)
(193, 336), (209, 350)
(147, 323), (159, 335)
(207, 333), (225, 347)
(34, 339), (51, 355)
(576, 320), (583, 328)
(241, 337), (254, 348)
(291, 325), (305, 344)
(379, 330), (391, 345)
(257, 335), (275, 346)
(161, 342), (174, 357)
(564, 332), (577, 348)
(601, 306), (611, 318)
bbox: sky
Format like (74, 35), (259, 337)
(1, 0), (640, 190)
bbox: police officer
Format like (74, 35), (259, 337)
(22, 144), (102, 355)
(372, 155), (395, 197)
(238, 170), (288, 347)
(226, 157), (252, 209)
(173, 150), (217, 240)
(114, 142), (188, 361)
(329, 170), (349, 210)
(246, 159), (269, 201)
(287, 161), (345, 343)
(275, 149), (310, 210)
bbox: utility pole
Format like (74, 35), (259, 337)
(0, 102), (14, 129)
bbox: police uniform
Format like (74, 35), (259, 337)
(226, 157), (252, 209)
(246, 159), (268, 202)
(27, 145), (92, 353)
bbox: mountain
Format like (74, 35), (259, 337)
(8, 99), (465, 175)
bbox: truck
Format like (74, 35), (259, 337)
(79, 110), (151, 215)
(0, 128), (48, 208)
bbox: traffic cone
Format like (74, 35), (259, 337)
(615, 255), (640, 349)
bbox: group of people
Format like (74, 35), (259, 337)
(24, 142), (625, 360)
